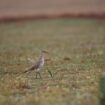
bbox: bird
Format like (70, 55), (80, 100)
(23, 50), (53, 79)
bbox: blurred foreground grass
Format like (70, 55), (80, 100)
(99, 75), (105, 105)
(0, 18), (105, 105)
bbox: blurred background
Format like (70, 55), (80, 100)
(0, 0), (105, 21)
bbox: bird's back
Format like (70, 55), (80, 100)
(23, 50), (45, 73)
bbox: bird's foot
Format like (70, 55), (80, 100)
(35, 72), (42, 79)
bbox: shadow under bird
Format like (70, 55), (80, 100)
(23, 50), (53, 79)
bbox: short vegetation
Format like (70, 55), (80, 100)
(0, 18), (105, 105)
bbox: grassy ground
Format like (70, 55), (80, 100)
(0, 18), (105, 105)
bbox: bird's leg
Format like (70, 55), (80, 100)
(37, 72), (42, 79)
(48, 70), (53, 78)
(39, 72), (42, 79)
(35, 72), (38, 79)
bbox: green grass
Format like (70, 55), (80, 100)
(0, 18), (105, 105)
(99, 75), (105, 105)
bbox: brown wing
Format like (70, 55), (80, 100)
(23, 61), (40, 73)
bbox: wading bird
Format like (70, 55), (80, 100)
(23, 50), (53, 79)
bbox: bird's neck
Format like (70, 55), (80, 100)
(39, 52), (44, 60)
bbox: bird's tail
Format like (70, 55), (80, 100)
(23, 66), (35, 73)
(23, 70), (29, 73)
(23, 69), (29, 73)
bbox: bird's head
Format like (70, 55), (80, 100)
(40, 50), (48, 58)
(40, 49), (49, 54)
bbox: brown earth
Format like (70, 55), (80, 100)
(0, 0), (105, 21)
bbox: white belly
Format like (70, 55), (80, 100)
(40, 58), (44, 67)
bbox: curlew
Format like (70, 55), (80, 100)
(23, 50), (53, 79)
